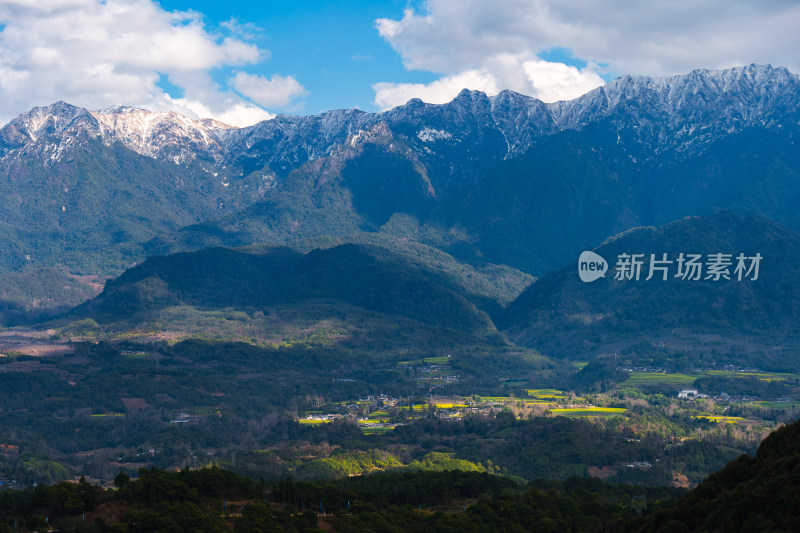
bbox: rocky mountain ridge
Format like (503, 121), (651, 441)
(2, 64), (795, 171)
(0, 102), (235, 166)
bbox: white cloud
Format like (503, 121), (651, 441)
(373, 55), (604, 110)
(231, 72), (307, 108)
(220, 18), (266, 42)
(0, 0), (305, 126)
(155, 94), (275, 128)
(374, 0), (800, 108)
(521, 59), (605, 102)
(373, 69), (498, 110)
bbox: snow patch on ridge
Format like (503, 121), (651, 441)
(417, 127), (452, 142)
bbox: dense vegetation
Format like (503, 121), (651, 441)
(1, 340), (781, 491)
(63, 211), (800, 377)
(72, 244), (497, 337)
(4, 416), (799, 531)
(0, 268), (100, 326)
(0, 341), (550, 484)
(0, 466), (683, 532)
(636, 416), (800, 532)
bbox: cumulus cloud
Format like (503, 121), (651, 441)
(373, 54), (604, 110)
(521, 60), (605, 102)
(374, 0), (800, 108)
(373, 69), (498, 110)
(0, 0), (306, 126)
(230, 72), (307, 108)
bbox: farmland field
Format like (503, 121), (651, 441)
(623, 372), (697, 387)
(623, 370), (800, 390)
(360, 426), (396, 435)
(705, 370), (797, 381)
(757, 401), (800, 409)
(550, 407), (627, 416)
(298, 419), (331, 425)
(527, 388), (567, 399)
(423, 356), (450, 364)
(433, 402), (468, 409)
(694, 415), (750, 424)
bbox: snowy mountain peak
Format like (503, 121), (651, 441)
(0, 103), (239, 164)
(9, 101), (95, 142)
(89, 107), (231, 163)
(1, 64), (798, 169)
(548, 64), (800, 153)
(597, 63), (798, 104)
(197, 118), (237, 131)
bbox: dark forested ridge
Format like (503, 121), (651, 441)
(0, 462), (684, 532)
(66, 210), (800, 369)
(502, 211), (800, 370)
(71, 243), (496, 337)
(635, 417), (800, 532)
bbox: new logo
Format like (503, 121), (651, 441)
(578, 251), (608, 283)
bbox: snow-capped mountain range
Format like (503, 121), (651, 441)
(1, 63), (799, 279)
(2, 64), (797, 170)
(0, 103), (234, 165)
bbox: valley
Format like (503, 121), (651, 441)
(1, 63), (800, 531)
(0, 330), (796, 491)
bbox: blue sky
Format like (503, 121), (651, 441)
(158, 0), (440, 115)
(0, 1), (798, 126)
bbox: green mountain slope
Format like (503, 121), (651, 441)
(502, 211), (800, 370)
(0, 137), (238, 274)
(72, 243), (497, 338)
(0, 268), (100, 324)
(144, 116), (800, 279)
